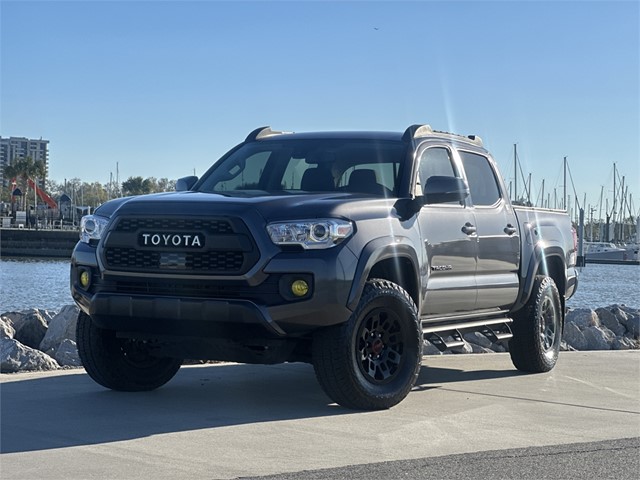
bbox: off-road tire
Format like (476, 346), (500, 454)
(76, 311), (182, 391)
(312, 279), (422, 410)
(509, 275), (562, 372)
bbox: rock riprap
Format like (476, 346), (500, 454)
(1, 305), (80, 373)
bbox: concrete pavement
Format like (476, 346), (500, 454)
(1, 351), (639, 479)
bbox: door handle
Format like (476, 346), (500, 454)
(504, 224), (517, 235)
(462, 222), (477, 235)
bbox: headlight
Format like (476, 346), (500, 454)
(80, 215), (110, 244)
(266, 219), (353, 249)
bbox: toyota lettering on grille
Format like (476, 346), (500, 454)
(139, 232), (205, 248)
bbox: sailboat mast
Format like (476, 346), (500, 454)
(513, 144), (517, 202)
(612, 162), (617, 223)
(563, 156), (567, 211)
(598, 185), (604, 238)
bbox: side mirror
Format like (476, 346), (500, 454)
(175, 176), (198, 192)
(423, 176), (469, 205)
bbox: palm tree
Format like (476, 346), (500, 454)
(1, 156), (46, 210)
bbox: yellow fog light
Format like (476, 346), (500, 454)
(291, 279), (309, 297)
(79, 270), (91, 289)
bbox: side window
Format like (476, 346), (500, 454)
(459, 151), (501, 206)
(417, 147), (457, 197)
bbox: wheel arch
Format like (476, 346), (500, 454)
(515, 245), (567, 313)
(347, 238), (420, 311)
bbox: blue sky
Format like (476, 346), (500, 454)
(1, 0), (638, 213)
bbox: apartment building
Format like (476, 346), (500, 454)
(0, 136), (50, 188)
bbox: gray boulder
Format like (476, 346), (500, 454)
(13, 310), (48, 350)
(563, 322), (588, 350)
(622, 316), (640, 339)
(469, 343), (494, 354)
(0, 317), (16, 339)
(1, 311), (27, 330)
(0, 338), (59, 373)
(423, 341), (443, 355)
(54, 339), (81, 367)
(566, 308), (599, 329)
(463, 331), (493, 348)
(609, 305), (630, 324)
(36, 309), (56, 324)
(451, 341), (473, 354)
(39, 305), (79, 354)
(582, 326), (613, 351)
(596, 308), (626, 337)
(612, 336), (639, 350)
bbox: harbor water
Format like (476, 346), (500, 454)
(0, 257), (638, 313)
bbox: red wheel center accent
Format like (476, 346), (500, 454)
(371, 338), (384, 355)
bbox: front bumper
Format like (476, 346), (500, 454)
(71, 240), (357, 338)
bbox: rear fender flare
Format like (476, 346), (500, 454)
(515, 244), (566, 312)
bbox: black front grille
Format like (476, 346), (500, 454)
(104, 248), (246, 272)
(102, 215), (258, 275)
(116, 218), (233, 234)
(105, 249), (159, 269)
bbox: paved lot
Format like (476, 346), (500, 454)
(1, 351), (639, 479)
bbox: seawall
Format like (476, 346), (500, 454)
(0, 229), (78, 258)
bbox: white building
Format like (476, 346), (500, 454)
(0, 136), (50, 188)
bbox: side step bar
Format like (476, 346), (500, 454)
(423, 318), (513, 352)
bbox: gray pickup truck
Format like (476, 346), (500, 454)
(71, 124), (578, 410)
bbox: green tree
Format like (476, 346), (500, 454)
(83, 181), (109, 207)
(121, 176), (153, 196)
(121, 176), (176, 196)
(1, 156), (46, 210)
(156, 177), (176, 192)
(45, 179), (64, 199)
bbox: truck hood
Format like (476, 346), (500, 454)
(94, 191), (399, 223)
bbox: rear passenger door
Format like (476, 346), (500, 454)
(458, 151), (520, 312)
(416, 146), (478, 317)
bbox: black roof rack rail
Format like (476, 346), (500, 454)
(245, 126), (292, 142)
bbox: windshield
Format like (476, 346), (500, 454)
(196, 138), (407, 197)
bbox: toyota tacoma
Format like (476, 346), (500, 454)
(71, 124), (578, 409)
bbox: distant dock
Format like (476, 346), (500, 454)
(0, 228), (78, 258)
(585, 258), (640, 266)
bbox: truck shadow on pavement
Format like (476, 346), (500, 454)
(1, 360), (522, 454)
(416, 362), (525, 390)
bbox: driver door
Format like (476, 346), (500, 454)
(416, 146), (478, 317)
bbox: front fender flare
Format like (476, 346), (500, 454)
(346, 237), (420, 311)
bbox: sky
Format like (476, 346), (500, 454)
(1, 0), (638, 215)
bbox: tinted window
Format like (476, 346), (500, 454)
(197, 139), (406, 197)
(213, 151), (271, 192)
(459, 151), (501, 206)
(417, 147), (458, 202)
(418, 147), (456, 188)
(337, 162), (397, 193)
